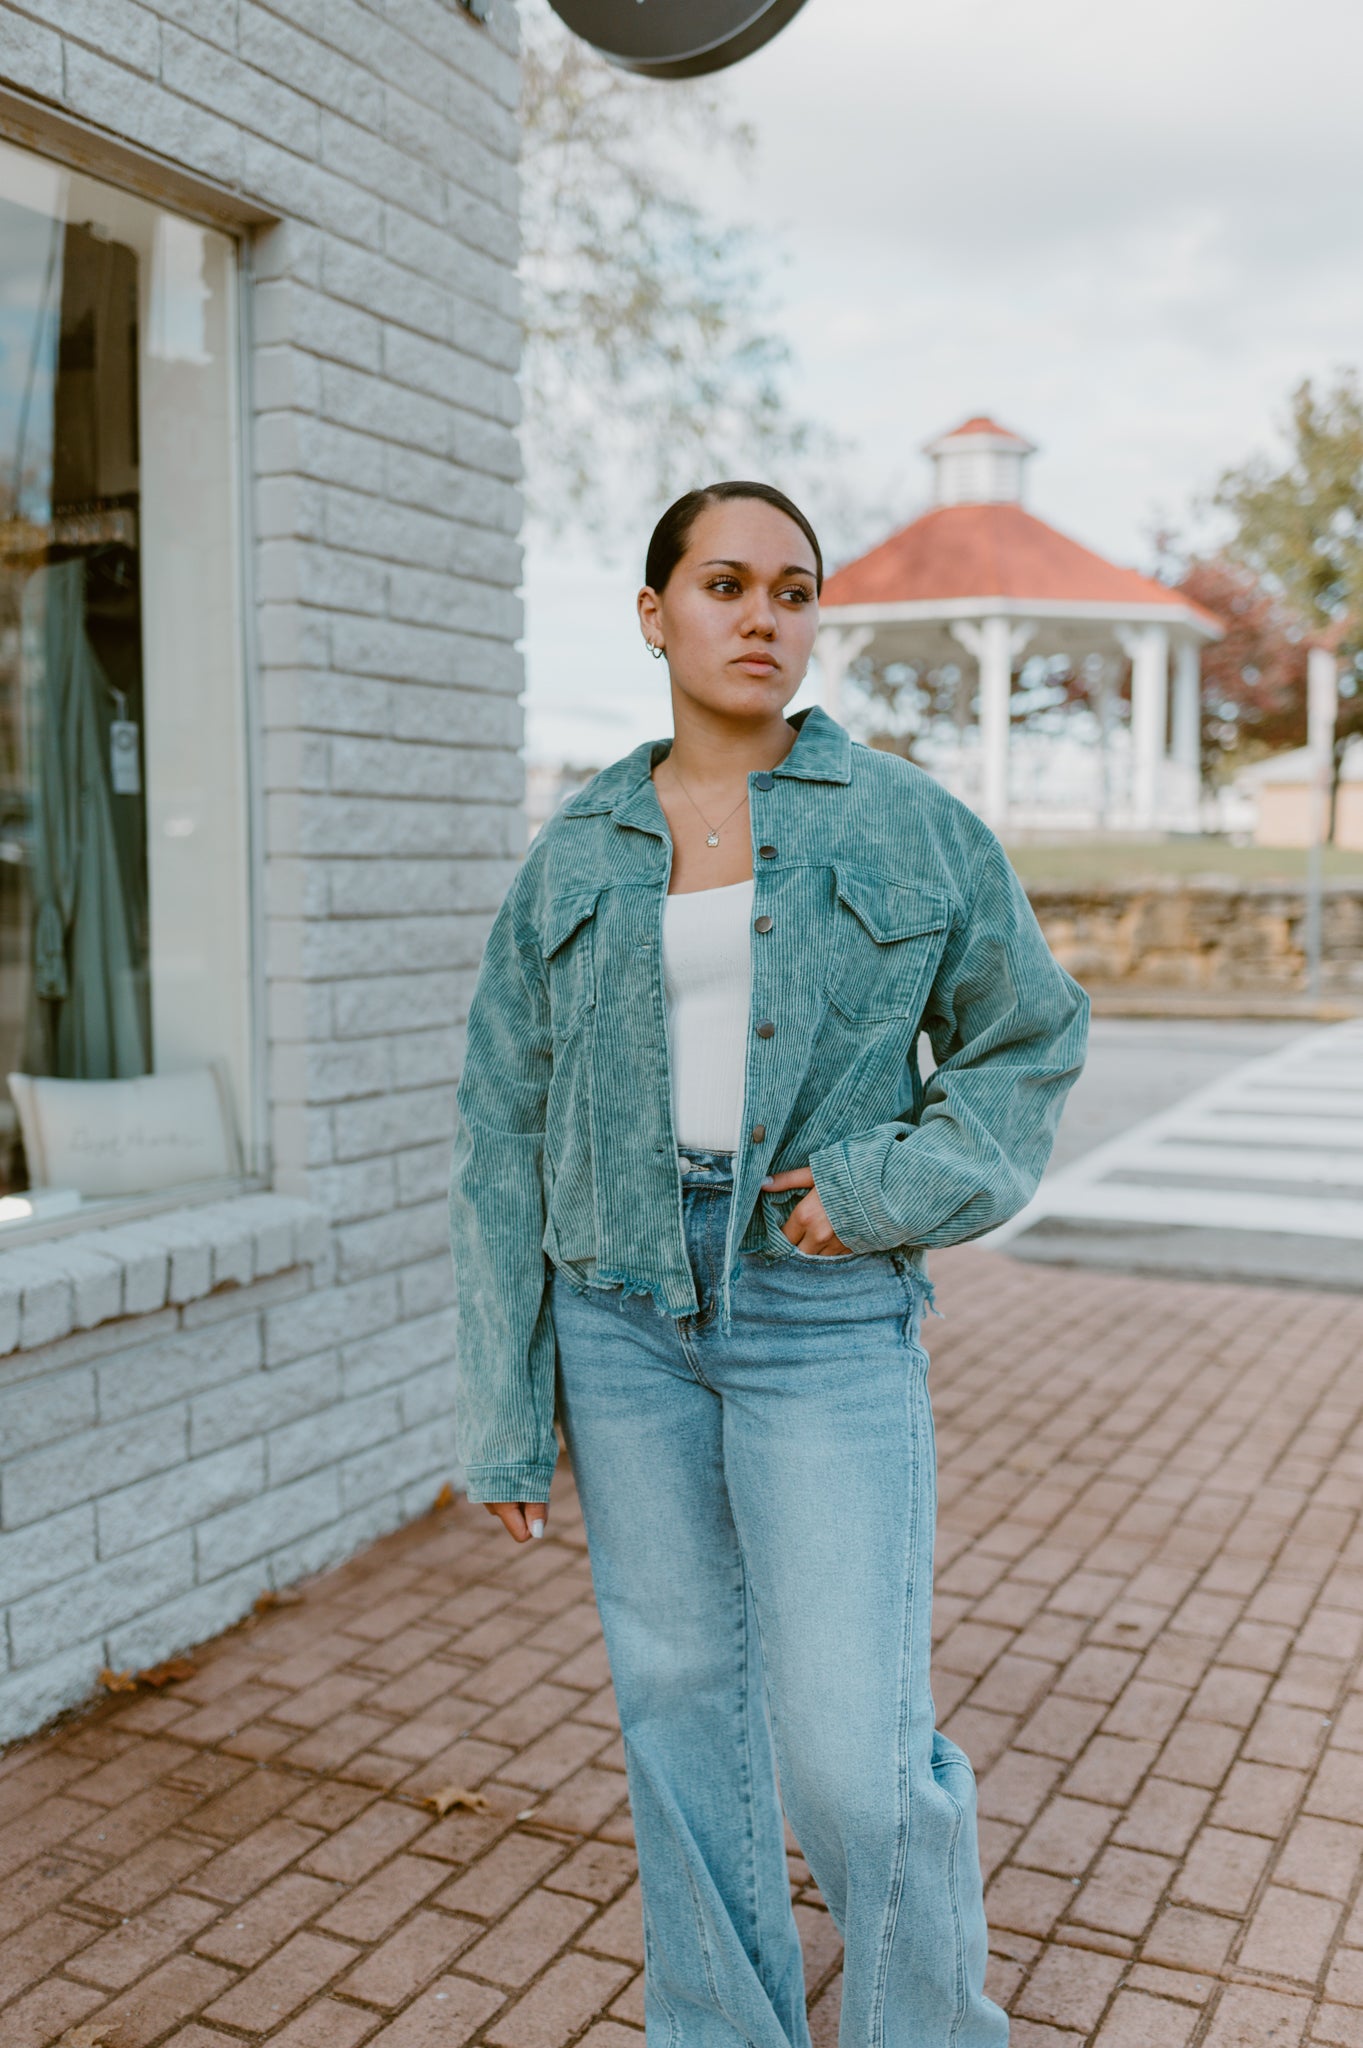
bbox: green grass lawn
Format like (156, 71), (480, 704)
(1004, 836), (1363, 887)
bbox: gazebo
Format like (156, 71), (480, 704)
(816, 417), (1224, 834)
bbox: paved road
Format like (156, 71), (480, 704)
(999, 1018), (1363, 1292)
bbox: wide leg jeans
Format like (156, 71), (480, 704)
(550, 1146), (1007, 2048)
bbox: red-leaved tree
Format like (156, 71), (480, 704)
(1172, 554), (1308, 778)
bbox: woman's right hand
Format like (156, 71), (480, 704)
(484, 1501), (547, 1543)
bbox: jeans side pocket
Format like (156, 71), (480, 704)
(930, 1730), (977, 1804)
(891, 1264), (927, 1354)
(760, 1188), (871, 1262)
(785, 1239), (872, 1264)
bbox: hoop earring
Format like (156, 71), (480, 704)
(647, 642), (665, 661)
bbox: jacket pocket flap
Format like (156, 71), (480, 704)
(543, 887), (604, 959)
(833, 867), (951, 944)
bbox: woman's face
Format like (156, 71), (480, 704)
(639, 499), (820, 722)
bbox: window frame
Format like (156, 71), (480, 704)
(0, 95), (277, 1243)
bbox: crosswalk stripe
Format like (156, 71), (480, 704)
(1034, 1182), (1363, 1239)
(1173, 1114), (1363, 1148)
(985, 1019), (1363, 1250)
(1115, 1141), (1363, 1186)
(1216, 1092), (1363, 1118)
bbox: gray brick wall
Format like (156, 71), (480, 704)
(0, 1248), (459, 1742)
(0, 0), (524, 1739)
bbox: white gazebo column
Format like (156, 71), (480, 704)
(1170, 638), (1202, 829)
(1082, 653), (1115, 831)
(951, 617), (1034, 833)
(1118, 623), (1170, 829)
(814, 625), (874, 721)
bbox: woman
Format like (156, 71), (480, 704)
(449, 482), (1088, 2046)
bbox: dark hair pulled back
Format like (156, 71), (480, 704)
(645, 481), (823, 596)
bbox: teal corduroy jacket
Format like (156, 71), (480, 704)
(448, 704), (1089, 1504)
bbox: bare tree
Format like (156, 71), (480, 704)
(518, 0), (823, 528)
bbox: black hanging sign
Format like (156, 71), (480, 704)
(545, 0), (810, 77)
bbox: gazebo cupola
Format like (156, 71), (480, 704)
(925, 415), (1036, 507)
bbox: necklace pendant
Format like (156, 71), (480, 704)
(706, 831), (720, 847)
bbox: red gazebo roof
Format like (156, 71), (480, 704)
(927, 414), (1033, 447)
(822, 501), (1221, 626)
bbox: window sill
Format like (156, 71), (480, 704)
(0, 1175), (269, 1248)
(0, 1191), (330, 1355)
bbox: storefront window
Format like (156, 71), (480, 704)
(0, 142), (252, 1224)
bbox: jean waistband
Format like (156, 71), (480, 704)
(677, 1144), (736, 1188)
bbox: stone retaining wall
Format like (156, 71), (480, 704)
(1027, 880), (1363, 998)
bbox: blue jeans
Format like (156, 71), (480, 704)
(550, 1145), (1007, 2048)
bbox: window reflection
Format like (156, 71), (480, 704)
(0, 147), (251, 1215)
(0, 198), (152, 1194)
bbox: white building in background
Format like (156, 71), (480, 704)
(816, 418), (1225, 837)
(525, 758), (602, 839)
(0, 0), (523, 1741)
(1234, 739), (1363, 852)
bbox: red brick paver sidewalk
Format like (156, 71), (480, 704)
(4, 1246), (1363, 2048)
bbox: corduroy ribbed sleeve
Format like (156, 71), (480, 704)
(449, 861), (559, 1506)
(809, 832), (1089, 1254)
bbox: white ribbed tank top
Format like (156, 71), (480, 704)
(661, 878), (754, 1151)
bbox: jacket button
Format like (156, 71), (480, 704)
(750, 1123), (766, 1142)
(758, 843), (777, 859)
(755, 1018), (776, 1039)
(753, 771), (775, 790)
(754, 914), (774, 933)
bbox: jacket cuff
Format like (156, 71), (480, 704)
(808, 1136), (897, 1253)
(462, 1460), (558, 1507)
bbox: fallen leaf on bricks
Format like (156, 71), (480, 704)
(424, 1785), (491, 1818)
(138, 1657), (196, 1687)
(97, 1668), (138, 1694)
(253, 1588), (302, 1614)
(61, 2024), (116, 2046)
(432, 1480), (456, 1510)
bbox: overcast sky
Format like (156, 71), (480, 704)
(522, 0), (1363, 768)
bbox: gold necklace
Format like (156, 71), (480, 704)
(666, 763), (750, 847)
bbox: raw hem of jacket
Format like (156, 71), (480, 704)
(463, 1461), (559, 1506)
(554, 1254), (700, 1318)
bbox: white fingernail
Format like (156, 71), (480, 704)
(530, 1519), (545, 1539)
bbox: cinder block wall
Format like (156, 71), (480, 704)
(0, 0), (524, 1742)
(0, 1205), (470, 1741)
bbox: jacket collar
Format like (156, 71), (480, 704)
(560, 703), (853, 822)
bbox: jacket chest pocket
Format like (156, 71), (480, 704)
(542, 887), (603, 1039)
(824, 867), (951, 1022)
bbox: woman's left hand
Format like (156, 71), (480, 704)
(760, 1167), (855, 1256)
